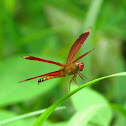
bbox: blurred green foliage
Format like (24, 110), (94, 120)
(0, 0), (126, 125)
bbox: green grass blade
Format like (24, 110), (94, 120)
(0, 107), (65, 125)
(34, 72), (126, 126)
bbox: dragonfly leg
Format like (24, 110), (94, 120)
(78, 72), (87, 83)
(78, 72), (88, 80)
(69, 77), (74, 92)
(69, 74), (78, 92)
(73, 74), (80, 87)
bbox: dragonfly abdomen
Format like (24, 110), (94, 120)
(37, 76), (56, 84)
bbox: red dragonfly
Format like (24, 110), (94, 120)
(19, 28), (95, 90)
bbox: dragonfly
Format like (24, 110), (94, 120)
(19, 28), (95, 90)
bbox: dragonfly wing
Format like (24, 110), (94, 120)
(19, 70), (64, 83)
(67, 27), (92, 64)
(72, 48), (95, 63)
(24, 56), (65, 67)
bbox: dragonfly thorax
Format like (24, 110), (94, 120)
(75, 61), (84, 71)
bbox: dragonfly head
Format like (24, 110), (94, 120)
(75, 61), (84, 71)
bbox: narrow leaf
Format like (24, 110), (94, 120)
(34, 72), (126, 126)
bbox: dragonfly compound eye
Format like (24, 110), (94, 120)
(79, 62), (84, 71)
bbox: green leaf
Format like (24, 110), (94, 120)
(111, 104), (126, 118)
(67, 103), (111, 126)
(71, 86), (108, 111)
(33, 72), (126, 126)
(69, 87), (112, 126)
